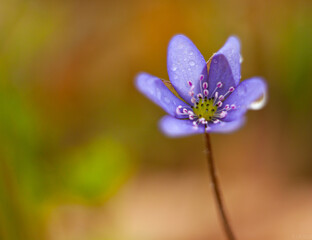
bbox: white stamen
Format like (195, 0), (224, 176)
(213, 119), (220, 124)
(189, 115), (194, 120)
(183, 108), (188, 114)
(213, 92), (219, 105)
(229, 87), (235, 92)
(189, 91), (194, 97)
(203, 89), (209, 96)
(217, 101), (223, 107)
(219, 111), (227, 118)
(231, 104), (236, 109)
(176, 105), (182, 115)
(191, 97), (196, 103)
(217, 82), (223, 88)
(199, 118), (206, 124)
(203, 82), (208, 89)
(197, 93), (203, 99)
(219, 95), (224, 101)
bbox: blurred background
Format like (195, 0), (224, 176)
(0, 0), (311, 239)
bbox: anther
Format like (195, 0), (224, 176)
(219, 95), (224, 101)
(191, 97), (196, 104)
(188, 81), (193, 87)
(197, 93), (203, 99)
(203, 89), (209, 96)
(231, 104), (236, 109)
(224, 104), (230, 110)
(199, 75), (204, 81)
(176, 105), (182, 115)
(203, 82), (208, 89)
(219, 111), (227, 118)
(217, 82), (223, 88)
(217, 101), (223, 107)
(199, 118), (205, 124)
(229, 87), (235, 92)
(183, 108), (188, 114)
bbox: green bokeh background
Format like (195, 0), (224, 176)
(0, 0), (311, 239)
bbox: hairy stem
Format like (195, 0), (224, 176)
(204, 132), (236, 240)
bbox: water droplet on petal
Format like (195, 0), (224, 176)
(171, 65), (177, 71)
(248, 92), (267, 110)
(213, 59), (218, 64)
(173, 75), (178, 80)
(239, 54), (243, 63)
(189, 51), (194, 56)
(189, 61), (195, 66)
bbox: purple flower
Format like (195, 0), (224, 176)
(136, 35), (267, 137)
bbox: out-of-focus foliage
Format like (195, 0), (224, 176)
(0, 0), (311, 240)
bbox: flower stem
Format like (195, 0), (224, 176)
(204, 132), (236, 240)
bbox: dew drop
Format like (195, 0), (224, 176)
(248, 92), (267, 110)
(189, 61), (195, 66)
(171, 65), (177, 71)
(173, 75), (178, 80)
(189, 51), (194, 56)
(239, 54), (243, 63)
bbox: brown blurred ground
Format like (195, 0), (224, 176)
(0, 0), (312, 240)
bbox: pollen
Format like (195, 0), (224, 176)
(193, 97), (218, 121)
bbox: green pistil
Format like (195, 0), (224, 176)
(193, 97), (218, 121)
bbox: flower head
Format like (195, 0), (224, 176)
(136, 35), (267, 137)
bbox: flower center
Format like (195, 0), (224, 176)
(192, 97), (217, 122)
(175, 74), (237, 130)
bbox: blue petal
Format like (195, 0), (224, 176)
(159, 116), (205, 137)
(135, 73), (187, 117)
(218, 36), (241, 86)
(207, 36), (241, 96)
(167, 35), (208, 104)
(222, 77), (267, 122)
(159, 115), (245, 137)
(208, 117), (245, 133)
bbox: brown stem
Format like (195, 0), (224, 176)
(204, 132), (236, 240)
